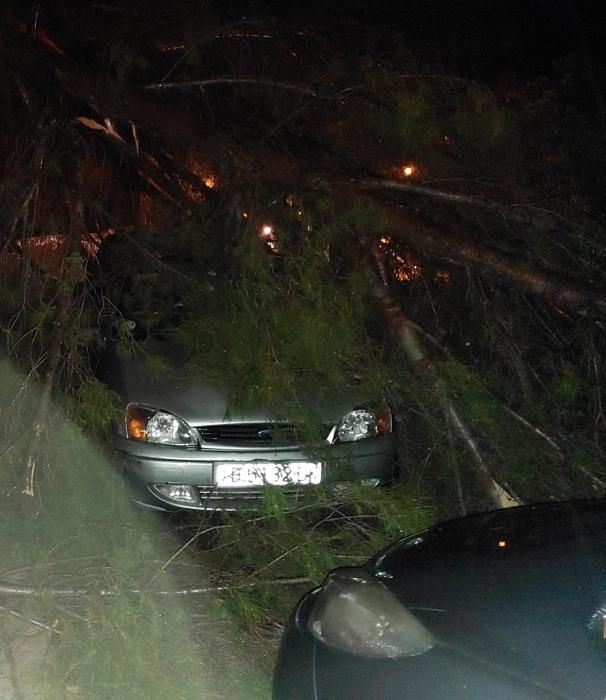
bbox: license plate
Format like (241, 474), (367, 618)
(215, 461), (322, 487)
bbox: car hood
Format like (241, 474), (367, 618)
(372, 499), (606, 699)
(99, 348), (363, 427)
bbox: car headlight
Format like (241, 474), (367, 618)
(125, 404), (197, 447)
(308, 567), (435, 658)
(336, 402), (392, 443)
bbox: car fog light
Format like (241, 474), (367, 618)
(154, 484), (199, 504)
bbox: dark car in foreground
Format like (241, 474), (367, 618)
(101, 347), (396, 512)
(273, 498), (606, 699)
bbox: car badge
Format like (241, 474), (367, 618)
(257, 428), (272, 441)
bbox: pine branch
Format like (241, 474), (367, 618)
(365, 205), (606, 318)
(324, 176), (506, 210)
(22, 160), (86, 497)
(0, 577), (313, 598)
(145, 78), (317, 97)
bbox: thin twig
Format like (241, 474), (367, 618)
(0, 577), (312, 598)
(445, 409), (467, 517)
(50, 600), (90, 623)
(501, 406), (565, 458)
(575, 464), (606, 492)
(246, 544), (302, 580)
(334, 73), (478, 97)
(0, 605), (61, 635)
(145, 78), (317, 96)
(328, 176), (503, 210)
(122, 232), (196, 282)
(151, 524), (232, 582)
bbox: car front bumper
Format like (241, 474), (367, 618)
(112, 433), (397, 511)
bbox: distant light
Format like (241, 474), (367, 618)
(259, 224), (278, 252)
(497, 540), (508, 549)
(402, 164), (416, 177)
(379, 236), (391, 245)
(242, 211), (249, 219)
(391, 249), (422, 283)
(434, 270), (450, 284)
(203, 175), (217, 189)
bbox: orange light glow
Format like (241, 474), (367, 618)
(127, 416), (147, 441)
(242, 211), (249, 219)
(377, 413), (392, 435)
(434, 270), (450, 285)
(497, 540), (508, 549)
(393, 253), (422, 283)
(401, 164), (416, 177)
(383, 161), (422, 181)
(260, 224), (274, 238)
(139, 192), (154, 227)
(180, 154), (220, 202)
(379, 236), (391, 245)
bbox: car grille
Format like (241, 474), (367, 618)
(197, 486), (307, 511)
(196, 422), (312, 446)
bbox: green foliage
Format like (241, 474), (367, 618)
(427, 346), (605, 503)
(68, 377), (121, 436)
(212, 484), (434, 625)
(553, 361), (579, 403)
(451, 86), (524, 178)
(61, 253), (87, 286)
(173, 207), (389, 415)
(438, 361), (500, 433)
(0, 361), (269, 699)
(395, 82), (443, 147)
(143, 351), (172, 376)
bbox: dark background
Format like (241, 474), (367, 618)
(220, 0), (606, 79)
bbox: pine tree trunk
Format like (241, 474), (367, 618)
(366, 247), (522, 509)
(22, 164), (85, 497)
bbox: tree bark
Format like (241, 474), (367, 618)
(366, 243), (521, 509)
(22, 162), (85, 497)
(384, 209), (606, 317)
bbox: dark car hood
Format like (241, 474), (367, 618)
(372, 499), (606, 699)
(99, 348), (363, 426)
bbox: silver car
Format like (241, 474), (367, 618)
(102, 349), (397, 512)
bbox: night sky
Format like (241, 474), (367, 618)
(223, 0), (606, 80)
